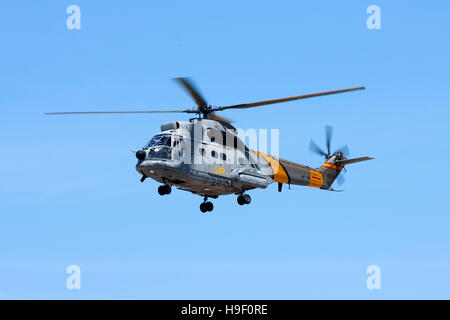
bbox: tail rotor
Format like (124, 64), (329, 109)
(309, 125), (351, 187)
(309, 125), (349, 161)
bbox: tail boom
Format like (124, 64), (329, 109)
(254, 151), (373, 191)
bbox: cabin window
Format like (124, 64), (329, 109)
(221, 153), (227, 161)
(221, 132), (227, 146)
(211, 150), (217, 158)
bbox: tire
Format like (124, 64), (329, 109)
(205, 201), (214, 212)
(237, 195), (245, 205)
(200, 203), (208, 213)
(158, 186), (165, 195)
(163, 184), (171, 195)
(243, 194), (251, 204)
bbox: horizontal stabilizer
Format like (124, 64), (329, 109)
(336, 156), (374, 165)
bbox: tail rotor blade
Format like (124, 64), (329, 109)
(336, 144), (350, 157)
(309, 139), (327, 157)
(325, 125), (333, 155)
(336, 174), (345, 186)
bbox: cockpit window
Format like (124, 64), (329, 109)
(144, 135), (171, 149)
(142, 135), (173, 160)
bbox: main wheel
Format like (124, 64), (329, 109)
(243, 194), (251, 204)
(200, 203), (208, 213)
(158, 185), (165, 195)
(205, 201), (214, 212)
(163, 184), (171, 195)
(237, 195), (245, 205)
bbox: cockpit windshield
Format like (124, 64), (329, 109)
(143, 135), (171, 149)
(141, 134), (173, 160)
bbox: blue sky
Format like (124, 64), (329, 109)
(1, 1), (450, 299)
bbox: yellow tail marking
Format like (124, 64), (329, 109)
(308, 170), (323, 188)
(255, 151), (289, 183)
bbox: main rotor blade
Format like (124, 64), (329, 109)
(213, 86), (365, 111)
(44, 110), (196, 115)
(208, 112), (233, 124)
(325, 125), (333, 155)
(309, 139), (327, 157)
(174, 77), (208, 110)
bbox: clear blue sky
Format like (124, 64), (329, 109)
(1, 1), (449, 299)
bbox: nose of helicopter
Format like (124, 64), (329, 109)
(136, 160), (153, 176)
(135, 158), (181, 173)
(135, 159), (166, 171)
(135, 160), (153, 171)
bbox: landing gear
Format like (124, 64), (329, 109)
(200, 196), (214, 213)
(237, 194), (251, 205)
(200, 202), (213, 213)
(158, 184), (171, 195)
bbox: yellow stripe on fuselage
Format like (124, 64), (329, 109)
(321, 162), (344, 171)
(308, 170), (323, 188)
(255, 151), (289, 183)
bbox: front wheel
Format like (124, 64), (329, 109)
(163, 184), (171, 195)
(158, 185), (171, 195)
(200, 203), (208, 213)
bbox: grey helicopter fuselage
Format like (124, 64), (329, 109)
(135, 118), (273, 197)
(135, 118), (348, 198)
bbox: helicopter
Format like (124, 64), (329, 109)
(45, 78), (374, 212)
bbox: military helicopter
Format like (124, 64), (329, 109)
(45, 78), (374, 212)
